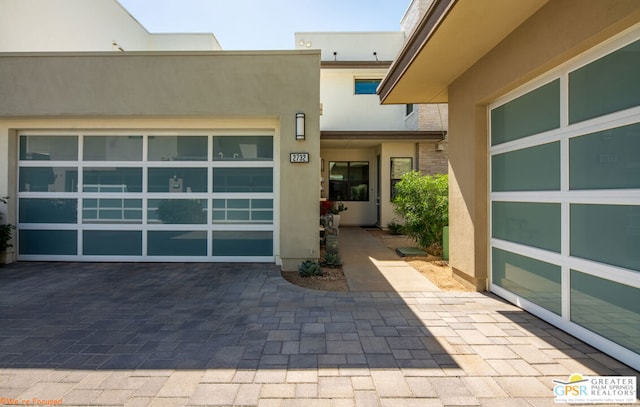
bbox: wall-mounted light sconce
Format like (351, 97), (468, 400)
(296, 113), (305, 140)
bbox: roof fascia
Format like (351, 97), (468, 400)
(378, 0), (456, 104)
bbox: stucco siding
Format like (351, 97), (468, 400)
(0, 0), (150, 52)
(447, 0), (640, 289)
(320, 69), (407, 131)
(0, 51), (321, 269)
(0, 0), (220, 52)
(0, 52), (318, 117)
(321, 148), (377, 226)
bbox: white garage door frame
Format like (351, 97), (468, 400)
(16, 129), (278, 263)
(488, 25), (640, 371)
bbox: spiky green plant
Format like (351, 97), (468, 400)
(322, 252), (342, 268)
(298, 260), (323, 277)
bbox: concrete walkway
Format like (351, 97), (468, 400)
(0, 238), (638, 406)
(340, 227), (439, 292)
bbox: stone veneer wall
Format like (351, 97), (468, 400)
(418, 104), (447, 132)
(414, 103), (448, 175)
(417, 141), (448, 175)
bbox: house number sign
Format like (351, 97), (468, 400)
(290, 153), (310, 163)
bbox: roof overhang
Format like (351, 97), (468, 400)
(321, 130), (445, 148)
(378, 0), (549, 104)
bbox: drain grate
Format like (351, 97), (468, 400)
(395, 247), (427, 257)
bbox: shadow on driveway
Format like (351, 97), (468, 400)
(0, 262), (458, 371)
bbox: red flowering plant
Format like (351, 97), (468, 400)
(320, 200), (348, 216)
(320, 200), (334, 216)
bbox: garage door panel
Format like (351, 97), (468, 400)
(82, 198), (143, 224)
(83, 230), (142, 256)
(83, 135), (143, 161)
(83, 167), (143, 193)
(148, 168), (208, 193)
(20, 135), (78, 161)
(148, 199), (208, 224)
(212, 168), (273, 192)
(19, 230), (78, 255)
(19, 167), (78, 192)
(212, 231), (273, 257)
(213, 135), (274, 161)
(19, 198), (77, 224)
(148, 231), (208, 257)
(148, 135), (209, 161)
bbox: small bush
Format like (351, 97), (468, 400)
(392, 172), (448, 249)
(0, 197), (14, 253)
(0, 224), (14, 252)
(298, 260), (323, 277)
(322, 252), (342, 268)
(387, 221), (404, 235)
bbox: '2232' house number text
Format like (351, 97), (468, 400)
(290, 153), (309, 163)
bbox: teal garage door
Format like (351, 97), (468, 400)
(17, 132), (275, 262)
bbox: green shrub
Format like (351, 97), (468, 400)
(0, 197), (14, 253)
(298, 260), (323, 277)
(392, 172), (448, 249)
(322, 252), (342, 268)
(387, 221), (405, 235)
(0, 224), (14, 252)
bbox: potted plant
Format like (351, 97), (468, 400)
(0, 197), (15, 265)
(320, 200), (334, 217)
(330, 201), (348, 228)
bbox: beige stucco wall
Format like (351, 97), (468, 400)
(0, 0), (150, 52)
(320, 69), (407, 131)
(0, 51), (321, 269)
(320, 142), (417, 228)
(0, 0), (220, 52)
(446, 0), (640, 290)
(320, 148), (377, 226)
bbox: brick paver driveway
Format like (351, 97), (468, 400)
(0, 262), (637, 406)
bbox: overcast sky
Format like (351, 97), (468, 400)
(117, 0), (410, 50)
